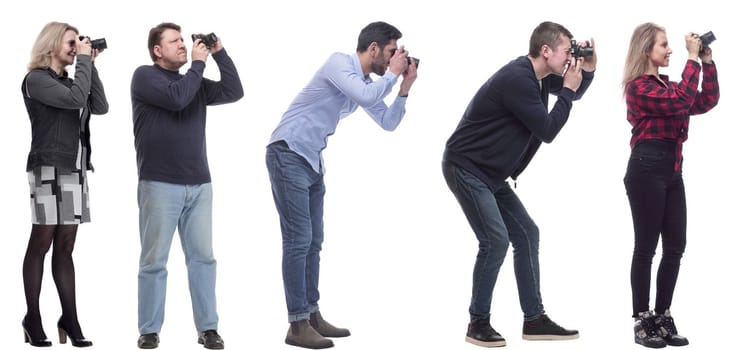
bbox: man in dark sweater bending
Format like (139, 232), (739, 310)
(130, 22), (243, 350)
(442, 21), (596, 348)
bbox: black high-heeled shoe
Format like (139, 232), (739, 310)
(57, 318), (92, 347)
(22, 317), (52, 347)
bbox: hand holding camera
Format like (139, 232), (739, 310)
(79, 36), (107, 52)
(697, 31), (715, 63)
(78, 35), (106, 60)
(192, 33), (219, 50)
(562, 55), (584, 92)
(569, 39), (593, 59)
(685, 32), (703, 59)
(390, 46), (420, 75)
(75, 37), (92, 57)
(571, 38), (596, 72)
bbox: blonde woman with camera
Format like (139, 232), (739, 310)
(21, 21), (108, 348)
(622, 23), (719, 348)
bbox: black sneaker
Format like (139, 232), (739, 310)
(198, 329), (225, 349)
(654, 310), (689, 347)
(634, 311), (667, 348)
(465, 318), (506, 347)
(137, 333), (159, 349)
(522, 314), (579, 340)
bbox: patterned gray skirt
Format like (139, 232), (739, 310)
(28, 166), (90, 225)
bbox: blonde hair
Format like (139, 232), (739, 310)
(27, 21), (78, 71)
(622, 22), (664, 95)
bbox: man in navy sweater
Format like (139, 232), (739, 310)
(442, 21), (596, 347)
(130, 22), (243, 350)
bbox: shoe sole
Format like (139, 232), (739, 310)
(465, 336), (506, 347)
(285, 338), (334, 349)
(198, 338), (225, 350)
(665, 339), (689, 347)
(316, 331), (351, 338)
(522, 333), (579, 340)
(634, 339), (667, 348)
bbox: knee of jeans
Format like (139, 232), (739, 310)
(284, 237), (312, 255)
(510, 225), (539, 250)
(139, 257), (167, 274)
(478, 239), (508, 256)
(662, 247), (685, 261)
(632, 249), (656, 261)
(185, 246), (216, 264)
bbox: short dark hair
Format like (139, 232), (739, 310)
(148, 22), (181, 62)
(528, 21), (573, 57)
(356, 21), (402, 53)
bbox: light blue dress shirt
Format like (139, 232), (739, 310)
(269, 52), (407, 174)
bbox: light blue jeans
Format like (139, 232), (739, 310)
(137, 180), (218, 334)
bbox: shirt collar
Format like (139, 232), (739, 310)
(352, 53), (372, 83)
(45, 67), (68, 79)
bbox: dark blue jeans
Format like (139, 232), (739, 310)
(624, 140), (687, 317)
(266, 141), (325, 322)
(442, 161), (544, 321)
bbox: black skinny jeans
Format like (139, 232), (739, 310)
(624, 139), (687, 317)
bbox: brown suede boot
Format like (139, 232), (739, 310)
(285, 320), (334, 349)
(309, 311), (350, 338)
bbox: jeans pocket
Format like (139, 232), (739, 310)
(629, 149), (667, 162)
(627, 149), (673, 177)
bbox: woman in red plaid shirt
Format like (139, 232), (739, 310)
(622, 23), (719, 348)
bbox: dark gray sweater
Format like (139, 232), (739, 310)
(131, 49), (244, 185)
(444, 56), (593, 189)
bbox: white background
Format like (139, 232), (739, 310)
(1, 1), (737, 349)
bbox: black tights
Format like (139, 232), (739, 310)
(22, 224), (84, 339)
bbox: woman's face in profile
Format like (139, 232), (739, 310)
(648, 31), (672, 69)
(54, 29), (79, 68)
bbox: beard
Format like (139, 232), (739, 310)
(370, 55), (388, 76)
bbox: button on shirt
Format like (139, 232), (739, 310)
(269, 52), (407, 174)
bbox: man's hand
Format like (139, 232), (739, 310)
(389, 45), (409, 76)
(210, 36), (224, 53)
(192, 40), (210, 63)
(581, 38), (596, 72)
(563, 57), (584, 92)
(399, 56), (417, 97)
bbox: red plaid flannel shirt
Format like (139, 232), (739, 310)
(625, 60), (719, 171)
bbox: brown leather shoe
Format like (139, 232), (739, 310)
(309, 312), (350, 338)
(285, 320), (334, 349)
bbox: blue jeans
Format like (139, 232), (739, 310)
(442, 161), (544, 321)
(624, 140), (686, 317)
(266, 141), (325, 322)
(137, 180), (218, 334)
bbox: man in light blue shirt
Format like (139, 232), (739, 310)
(266, 21), (418, 349)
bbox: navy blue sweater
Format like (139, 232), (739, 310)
(444, 56), (593, 189)
(131, 49), (243, 184)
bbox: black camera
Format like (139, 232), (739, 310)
(79, 36), (107, 52)
(407, 56), (420, 68)
(699, 31), (716, 49)
(191, 33), (218, 49)
(570, 40), (593, 58)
